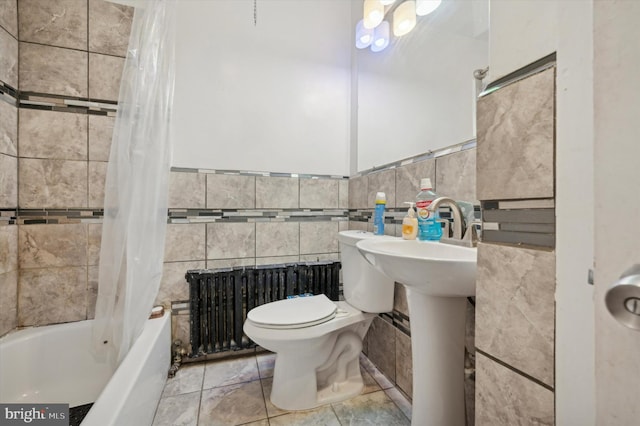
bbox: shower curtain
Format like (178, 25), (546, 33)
(92, 0), (176, 365)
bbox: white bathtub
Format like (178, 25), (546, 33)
(0, 313), (171, 426)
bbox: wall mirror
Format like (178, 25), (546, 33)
(355, 0), (489, 172)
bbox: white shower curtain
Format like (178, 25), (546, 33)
(92, 0), (176, 365)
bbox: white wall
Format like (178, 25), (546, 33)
(489, 0), (557, 81)
(356, 1), (488, 171)
(171, 0), (352, 176)
(489, 0), (596, 423)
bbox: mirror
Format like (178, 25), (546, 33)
(356, 0), (489, 172)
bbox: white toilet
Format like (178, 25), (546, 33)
(243, 230), (395, 411)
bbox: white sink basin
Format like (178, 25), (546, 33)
(356, 239), (477, 296)
(356, 237), (477, 426)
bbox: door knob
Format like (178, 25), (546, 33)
(605, 264), (640, 330)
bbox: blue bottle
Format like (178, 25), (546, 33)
(416, 179), (442, 241)
(373, 192), (386, 235)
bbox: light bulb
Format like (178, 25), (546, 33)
(416, 0), (441, 16)
(393, 1), (416, 37)
(363, 0), (384, 29)
(355, 19), (374, 49)
(371, 21), (390, 52)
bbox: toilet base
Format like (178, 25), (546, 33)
(243, 302), (375, 411)
(316, 377), (364, 407)
(269, 325), (371, 411)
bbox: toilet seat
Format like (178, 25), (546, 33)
(246, 294), (338, 329)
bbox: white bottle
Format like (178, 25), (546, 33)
(402, 202), (418, 240)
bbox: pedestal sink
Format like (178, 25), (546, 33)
(356, 239), (477, 426)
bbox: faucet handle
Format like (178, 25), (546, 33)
(436, 219), (451, 238)
(462, 223), (478, 246)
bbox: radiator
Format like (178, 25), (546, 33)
(185, 261), (341, 357)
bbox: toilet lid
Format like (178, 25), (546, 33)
(247, 294), (338, 329)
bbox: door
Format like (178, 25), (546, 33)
(593, 2), (640, 424)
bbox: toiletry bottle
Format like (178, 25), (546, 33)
(416, 178), (443, 241)
(373, 192), (386, 235)
(402, 202), (418, 240)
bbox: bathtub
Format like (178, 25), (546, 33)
(0, 313), (171, 426)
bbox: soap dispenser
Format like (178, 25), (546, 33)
(402, 202), (418, 240)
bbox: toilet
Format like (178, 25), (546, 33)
(243, 230), (395, 411)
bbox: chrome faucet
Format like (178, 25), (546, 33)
(427, 197), (478, 247)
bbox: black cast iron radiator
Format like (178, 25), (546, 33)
(186, 261), (341, 357)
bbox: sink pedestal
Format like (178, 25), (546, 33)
(406, 288), (467, 426)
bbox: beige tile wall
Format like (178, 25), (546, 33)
(0, 21), (17, 88)
(351, 148), (479, 404)
(477, 68), (555, 201)
(0, 226), (18, 335)
(162, 171), (347, 346)
(1, 0), (133, 335)
(476, 352), (554, 425)
(475, 66), (556, 425)
(0, 0), (17, 338)
(0, 1), (18, 39)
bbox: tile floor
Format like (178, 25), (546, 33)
(152, 352), (412, 426)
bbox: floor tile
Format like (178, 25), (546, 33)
(162, 362), (204, 398)
(152, 391), (200, 426)
(332, 390), (411, 426)
(199, 380), (267, 426)
(361, 365), (381, 394)
(155, 353), (413, 426)
(237, 420), (269, 426)
(359, 353), (394, 390)
(269, 405), (341, 426)
(260, 377), (289, 418)
(384, 387), (413, 421)
(256, 351), (276, 379)
(202, 355), (260, 389)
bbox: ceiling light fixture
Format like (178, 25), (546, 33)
(371, 21), (390, 52)
(415, 0), (442, 16)
(393, 0), (416, 37)
(355, 19), (374, 49)
(363, 0), (384, 29)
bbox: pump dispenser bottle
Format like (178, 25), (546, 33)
(402, 202), (418, 240)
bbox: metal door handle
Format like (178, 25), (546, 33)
(605, 264), (640, 330)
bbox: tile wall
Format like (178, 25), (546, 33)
(348, 146), (478, 423)
(475, 65), (556, 424)
(161, 169), (349, 350)
(0, 0), (133, 336)
(0, 0), (19, 337)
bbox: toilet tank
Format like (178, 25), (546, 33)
(338, 230), (395, 313)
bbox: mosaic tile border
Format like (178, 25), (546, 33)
(0, 209), (17, 225)
(171, 166), (348, 180)
(13, 208), (349, 225)
(168, 208), (348, 224)
(481, 199), (555, 249)
(352, 139), (477, 178)
(0, 81), (18, 105)
(349, 206), (482, 225)
(19, 92), (118, 116)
